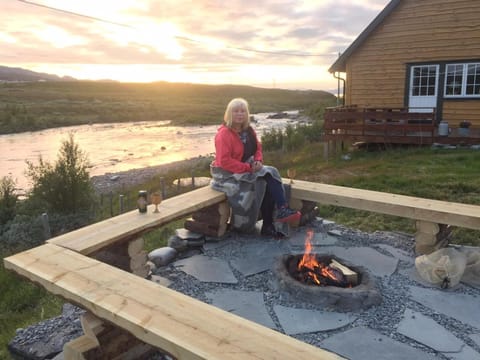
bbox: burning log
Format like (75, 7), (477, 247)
(292, 229), (359, 287)
(330, 259), (358, 286)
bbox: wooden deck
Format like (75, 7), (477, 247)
(323, 106), (480, 146)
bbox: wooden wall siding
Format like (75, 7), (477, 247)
(344, 0), (480, 125)
(443, 101), (480, 125)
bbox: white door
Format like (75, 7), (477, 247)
(408, 65), (439, 112)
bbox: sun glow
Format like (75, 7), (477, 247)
(36, 26), (87, 48)
(101, 21), (184, 60)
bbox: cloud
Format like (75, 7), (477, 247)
(1, 0), (390, 88)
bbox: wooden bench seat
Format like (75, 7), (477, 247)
(4, 243), (341, 360)
(290, 179), (480, 253)
(290, 180), (480, 229)
(48, 186), (226, 255)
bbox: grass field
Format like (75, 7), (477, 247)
(268, 142), (480, 246)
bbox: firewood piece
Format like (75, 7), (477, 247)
(184, 218), (227, 238)
(192, 202), (230, 225)
(436, 224), (453, 242)
(330, 259), (358, 286)
(192, 211), (222, 225)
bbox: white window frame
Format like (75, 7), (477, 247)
(444, 62), (480, 98)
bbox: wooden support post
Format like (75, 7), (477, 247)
(323, 141), (329, 161)
(415, 220), (450, 255)
(93, 237), (149, 278)
(41, 212), (51, 240)
(160, 177), (166, 199)
(184, 200), (230, 237)
(63, 312), (156, 360)
(119, 194), (125, 214)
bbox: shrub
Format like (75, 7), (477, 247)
(25, 133), (94, 214)
(0, 176), (17, 225)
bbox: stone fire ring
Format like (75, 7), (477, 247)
(273, 254), (382, 312)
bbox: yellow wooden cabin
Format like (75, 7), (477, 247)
(325, 0), (480, 146)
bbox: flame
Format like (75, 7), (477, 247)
(297, 229), (316, 270)
(297, 229), (343, 285)
(297, 229), (322, 284)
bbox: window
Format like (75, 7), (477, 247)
(411, 65), (437, 96)
(445, 63), (480, 97)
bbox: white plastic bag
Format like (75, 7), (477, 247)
(415, 248), (467, 288)
(459, 247), (480, 287)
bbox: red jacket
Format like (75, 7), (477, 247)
(213, 124), (263, 173)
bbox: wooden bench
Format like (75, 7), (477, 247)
(47, 185), (227, 255)
(5, 180), (480, 358)
(290, 179), (480, 254)
(4, 243), (341, 360)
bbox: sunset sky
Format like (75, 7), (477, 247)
(2, 0), (390, 91)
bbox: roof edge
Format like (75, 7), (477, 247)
(329, 0), (402, 73)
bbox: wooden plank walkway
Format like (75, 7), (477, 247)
(4, 243), (342, 360)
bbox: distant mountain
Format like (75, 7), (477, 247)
(0, 65), (77, 82)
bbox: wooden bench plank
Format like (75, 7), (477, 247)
(48, 186), (226, 255)
(4, 244), (342, 360)
(289, 180), (480, 230)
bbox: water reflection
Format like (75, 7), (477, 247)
(0, 111), (303, 191)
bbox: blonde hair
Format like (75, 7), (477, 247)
(223, 98), (250, 130)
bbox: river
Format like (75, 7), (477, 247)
(0, 111), (303, 191)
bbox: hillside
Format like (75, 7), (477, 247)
(0, 65), (76, 82)
(0, 80), (335, 134)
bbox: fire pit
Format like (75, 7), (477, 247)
(273, 230), (381, 312)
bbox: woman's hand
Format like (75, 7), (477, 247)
(252, 160), (263, 172)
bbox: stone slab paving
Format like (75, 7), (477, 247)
(374, 243), (415, 265)
(166, 230), (480, 359)
(173, 254), (238, 283)
(471, 333), (480, 347)
(446, 344), (480, 360)
(319, 246), (399, 277)
(273, 305), (356, 335)
(288, 230), (338, 249)
(205, 289), (277, 329)
(397, 308), (465, 352)
(408, 285), (480, 329)
(229, 240), (290, 276)
(320, 326), (438, 360)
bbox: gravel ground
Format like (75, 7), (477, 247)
(154, 220), (480, 359)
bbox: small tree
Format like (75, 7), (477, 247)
(0, 176), (17, 225)
(26, 133), (94, 214)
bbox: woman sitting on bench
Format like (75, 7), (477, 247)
(210, 97), (300, 238)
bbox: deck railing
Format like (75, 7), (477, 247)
(323, 106), (436, 144)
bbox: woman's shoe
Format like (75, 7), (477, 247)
(260, 224), (285, 239)
(275, 206), (301, 223)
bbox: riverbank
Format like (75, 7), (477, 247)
(90, 155), (214, 194)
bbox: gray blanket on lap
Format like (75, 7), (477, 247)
(210, 165), (283, 233)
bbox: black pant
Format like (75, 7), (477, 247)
(260, 186), (275, 226)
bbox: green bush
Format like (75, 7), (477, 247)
(25, 133), (94, 214)
(0, 177), (17, 225)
